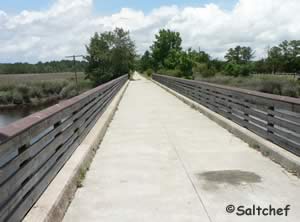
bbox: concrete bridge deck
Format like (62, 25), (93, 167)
(63, 74), (300, 222)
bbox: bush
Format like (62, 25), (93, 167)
(192, 63), (217, 78)
(12, 90), (24, 104)
(60, 83), (78, 99)
(16, 84), (32, 103)
(145, 69), (153, 77)
(178, 52), (193, 79)
(224, 63), (252, 77)
(40, 81), (67, 95)
(255, 79), (282, 95)
(158, 69), (181, 77)
(281, 82), (300, 97)
(0, 91), (12, 104)
(30, 86), (44, 99)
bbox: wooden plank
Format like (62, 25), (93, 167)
(0, 90), (107, 184)
(0, 77), (126, 222)
(154, 74), (300, 157)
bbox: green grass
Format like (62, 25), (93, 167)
(194, 74), (300, 98)
(0, 72), (93, 106)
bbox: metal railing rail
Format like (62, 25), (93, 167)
(153, 74), (300, 157)
(0, 75), (127, 222)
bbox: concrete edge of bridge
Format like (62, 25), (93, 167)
(151, 78), (300, 178)
(23, 80), (130, 222)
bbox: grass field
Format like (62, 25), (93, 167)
(0, 72), (85, 85)
(0, 72), (92, 106)
(194, 74), (300, 98)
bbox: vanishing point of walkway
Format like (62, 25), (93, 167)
(63, 75), (300, 222)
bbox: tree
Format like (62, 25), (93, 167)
(279, 40), (300, 72)
(85, 28), (135, 85)
(225, 46), (255, 64)
(178, 51), (193, 78)
(265, 40), (300, 73)
(150, 29), (182, 70)
(140, 50), (153, 72)
(111, 28), (136, 76)
(187, 48), (210, 64)
(267, 46), (282, 73)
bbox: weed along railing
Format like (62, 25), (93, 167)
(0, 75), (127, 222)
(153, 74), (300, 157)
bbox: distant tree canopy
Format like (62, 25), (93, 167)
(225, 46), (255, 64)
(85, 28), (136, 85)
(266, 40), (300, 73)
(137, 29), (300, 78)
(0, 60), (87, 74)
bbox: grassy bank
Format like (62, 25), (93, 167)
(0, 72), (93, 106)
(194, 74), (300, 98)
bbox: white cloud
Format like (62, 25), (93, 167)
(0, 0), (300, 62)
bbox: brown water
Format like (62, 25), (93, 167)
(0, 103), (57, 128)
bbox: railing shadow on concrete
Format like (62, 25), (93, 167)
(153, 74), (300, 157)
(0, 75), (127, 222)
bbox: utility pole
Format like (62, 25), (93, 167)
(65, 55), (85, 94)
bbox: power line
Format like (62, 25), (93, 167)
(65, 55), (85, 94)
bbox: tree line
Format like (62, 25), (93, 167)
(137, 29), (300, 78)
(2, 28), (299, 85)
(0, 60), (87, 74)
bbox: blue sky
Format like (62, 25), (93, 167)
(1, 0), (237, 14)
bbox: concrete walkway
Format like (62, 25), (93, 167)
(63, 74), (300, 222)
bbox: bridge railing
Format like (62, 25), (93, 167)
(153, 74), (300, 156)
(0, 75), (127, 222)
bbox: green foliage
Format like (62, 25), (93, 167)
(188, 48), (210, 64)
(150, 29), (182, 70)
(223, 63), (252, 77)
(193, 63), (216, 78)
(177, 51), (193, 78)
(145, 68), (153, 77)
(140, 50), (153, 72)
(85, 28), (136, 85)
(264, 40), (300, 73)
(225, 46), (255, 64)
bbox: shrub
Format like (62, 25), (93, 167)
(30, 86), (44, 99)
(0, 91), (12, 104)
(12, 90), (24, 104)
(192, 63), (217, 78)
(281, 82), (299, 97)
(40, 81), (67, 95)
(146, 69), (153, 77)
(224, 63), (252, 77)
(158, 69), (181, 77)
(60, 83), (78, 99)
(16, 84), (32, 103)
(256, 79), (282, 95)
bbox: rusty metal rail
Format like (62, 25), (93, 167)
(0, 75), (127, 222)
(153, 74), (300, 156)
